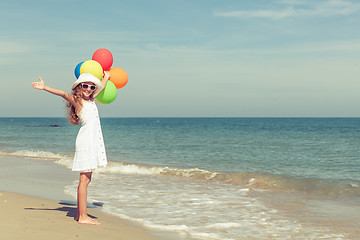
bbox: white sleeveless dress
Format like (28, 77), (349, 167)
(72, 100), (107, 172)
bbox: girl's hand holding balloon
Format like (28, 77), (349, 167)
(73, 48), (127, 104)
(32, 77), (45, 90)
(103, 71), (111, 80)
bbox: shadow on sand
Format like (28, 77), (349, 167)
(24, 200), (98, 220)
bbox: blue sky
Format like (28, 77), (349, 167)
(1, 0), (360, 117)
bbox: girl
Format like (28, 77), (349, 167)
(31, 71), (111, 225)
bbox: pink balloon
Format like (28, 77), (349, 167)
(92, 48), (113, 71)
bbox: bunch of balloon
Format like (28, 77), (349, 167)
(74, 48), (128, 104)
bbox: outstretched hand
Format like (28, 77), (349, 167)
(32, 77), (45, 90)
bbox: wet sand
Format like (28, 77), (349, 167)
(0, 191), (160, 240)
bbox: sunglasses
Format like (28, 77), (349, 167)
(81, 83), (96, 91)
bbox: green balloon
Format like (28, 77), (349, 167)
(96, 81), (117, 104)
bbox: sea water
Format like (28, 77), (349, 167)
(1, 117), (360, 239)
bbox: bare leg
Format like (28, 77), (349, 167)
(75, 172), (100, 225)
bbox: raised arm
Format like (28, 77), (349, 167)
(93, 71), (111, 98)
(32, 77), (75, 105)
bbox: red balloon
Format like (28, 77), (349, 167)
(92, 48), (113, 71)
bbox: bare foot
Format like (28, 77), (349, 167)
(78, 216), (100, 225)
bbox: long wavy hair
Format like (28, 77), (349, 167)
(66, 85), (84, 125)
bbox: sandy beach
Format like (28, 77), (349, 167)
(0, 191), (160, 240)
(0, 156), (165, 240)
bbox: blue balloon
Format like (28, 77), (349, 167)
(74, 61), (84, 79)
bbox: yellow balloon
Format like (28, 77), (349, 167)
(80, 60), (103, 80)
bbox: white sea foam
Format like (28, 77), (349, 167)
(205, 222), (243, 229)
(0, 149), (75, 170)
(3, 149), (358, 200)
(64, 171), (347, 240)
(143, 222), (190, 232)
(95, 162), (166, 175)
(55, 157), (74, 169)
(95, 161), (219, 181)
(7, 150), (40, 158)
(0, 149), (63, 160)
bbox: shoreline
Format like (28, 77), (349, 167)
(0, 156), (175, 240)
(0, 156), (77, 201)
(1, 153), (359, 239)
(0, 191), (160, 240)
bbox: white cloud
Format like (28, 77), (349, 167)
(214, 0), (360, 20)
(241, 40), (360, 55)
(214, 7), (296, 20)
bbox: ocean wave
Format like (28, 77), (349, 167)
(96, 161), (219, 180)
(1, 149), (359, 198)
(96, 161), (360, 198)
(0, 149), (74, 169)
(0, 149), (65, 160)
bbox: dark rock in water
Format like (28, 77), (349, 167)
(49, 125), (61, 127)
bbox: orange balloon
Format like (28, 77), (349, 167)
(109, 67), (128, 89)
